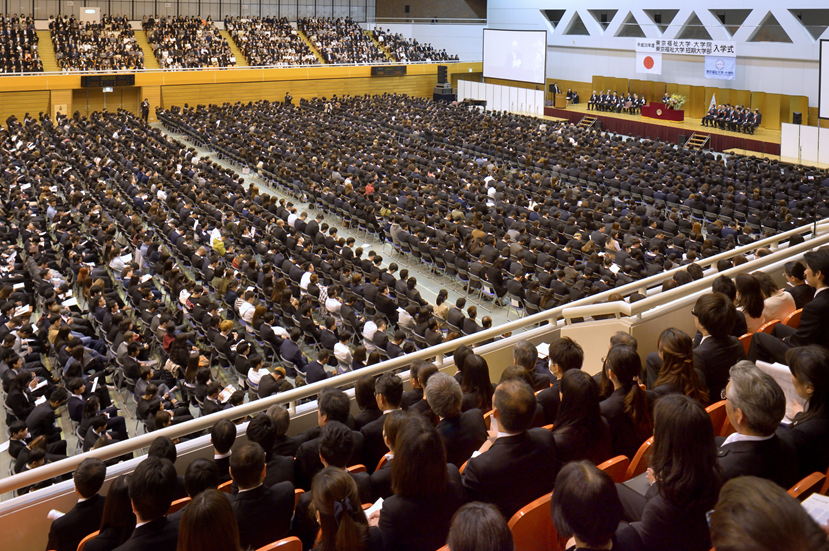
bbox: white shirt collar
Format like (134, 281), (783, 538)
(722, 432), (774, 446)
(699, 334), (711, 345)
(815, 286), (828, 297)
(135, 520), (151, 529)
(214, 450), (231, 460)
(496, 430), (521, 439)
(237, 483), (262, 493)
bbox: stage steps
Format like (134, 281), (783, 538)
(577, 114), (598, 130)
(686, 133), (711, 150)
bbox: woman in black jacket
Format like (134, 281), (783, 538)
(5, 370), (36, 421)
(553, 370), (612, 467)
(599, 345), (653, 460)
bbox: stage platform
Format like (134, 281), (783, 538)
(545, 103), (782, 156)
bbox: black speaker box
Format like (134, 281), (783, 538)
(437, 66), (448, 84)
(793, 112), (802, 125)
(679, 134), (687, 145)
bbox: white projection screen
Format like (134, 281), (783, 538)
(821, 40), (829, 119)
(483, 29), (547, 85)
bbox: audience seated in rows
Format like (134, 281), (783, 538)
(224, 16), (317, 66)
(143, 15), (235, 69)
(299, 17), (386, 64)
(50, 14), (144, 72)
(0, 14), (41, 72)
(371, 27), (457, 62)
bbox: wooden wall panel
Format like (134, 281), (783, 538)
(751, 92), (766, 119)
(141, 86), (162, 122)
(0, 91), (49, 125)
(687, 86), (705, 118)
(765, 94), (781, 129)
(733, 90), (751, 108)
(790, 96), (809, 125)
(50, 89), (72, 119)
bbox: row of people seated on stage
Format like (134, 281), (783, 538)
(702, 104), (762, 135)
(587, 89), (646, 114)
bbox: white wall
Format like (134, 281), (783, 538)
(488, 0), (825, 105)
(363, 23), (485, 62)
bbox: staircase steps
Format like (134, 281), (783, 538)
(577, 114), (598, 130)
(685, 133), (711, 150)
(35, 31), (59, 72)
(134, 31), (160, 69)
(295, 26), (327, 64)
(219, 30), (248, 67)
(365, 30), (395, 61)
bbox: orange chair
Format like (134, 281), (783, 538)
(436, 546), (450, 551)
(375, 455), (390, 472)
(739, 333), (753, 354)
(347, 464), (367, 474)
(218, 480), (233, 494)
(294, 489), (304, 510)
(758, 320), (779, 334)
(624, 437), (654, 481)
(542, 423), (554, 431)
(820, 466), (829, 496)
(508, 492), (563, 551)
(167, 496), (190, 515)
(706, 401), (727, 435)
(597, 456), (631, 483)
(783, 308), (803, 329)
(255, 536), (303, 551)
(77, 531), (100, 551)
(788, 472), (825, 501)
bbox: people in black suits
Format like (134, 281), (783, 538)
(311, 467), (384, 551)
(26, 387), (69, 443)
(7, 420), (67, 466)
(305, 350), (331, 385)
(291, 422), (373, 550)
(776, 346), (829, 478)
(600, 345), (653, 461)
(244, 414), (295, 487)
(279, 327), (309, 376)
(229, 441), (295, 551)
(749, 250), (829, 364)
(295, 388), (365, 489)
(718, 362), (799, 488)
(203, 381), (231, 416)
(361, 373), (404, 473)
(426, 372), (487, 467)
(47, 458), (107, 551)
(783, 260), (815, 310)
(113, 457), (180, 551)
(210, 419), (236, 483)
(537, 337), (584, 424)
(691, 293), (746, 401)
(373, 414), (466, 551)
(462, 379), (556, 520)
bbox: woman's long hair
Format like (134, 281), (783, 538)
(651, 394), (722, 512)
(654, 328), (709, 405)
(177, 489), (242, 551)
(392, 415), (447, 498)
(787, 345), (829, 425)
(312, 468), (369, 551)
(735, 273), (765, 319)
(98, 474), (136, 547)
(461, 354), (494, 412)
(605, 345), (652, 436)
(553, 370), (606, 454)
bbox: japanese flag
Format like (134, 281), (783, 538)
(636, 52), (662, 74)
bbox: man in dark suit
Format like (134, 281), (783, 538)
(718, 362), (799, 489)
(268, 405), (308, 457)
(203, 381), (230, 416)
(462, 379), (557, 520)
(113, 456), (179, 551)
(385, 331), (405, 359)
(279, 327), (309, 377)
(689, 293), (747, 401)
(426, 372), (488, 467)
(537, 338), (584, 424)
(361, 373), (403, 473)
(295, 388), (365, 489)
(290, 422), (373, 550)
(229, 441), (294, 551)
(8, 421), (68, 465)
(26, 387), (69, 443)
(750, 250), (829, 364)
(47, 458), (107, 551)
(305, 350), (331, 385)
(245, 414), (295, 487)
(210, 419), (236, 483)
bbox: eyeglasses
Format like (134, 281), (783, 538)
(690, 309), (697, 317)
(720, 388), (729, 400)
(706, 509), (715, 528)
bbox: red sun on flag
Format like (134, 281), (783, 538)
(643, 56), (654, 70)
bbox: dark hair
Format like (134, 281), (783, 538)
(184, 458), (220, 498)
(229, 441), (266, 489)
(551, 461), (623, 548)
(453, 345), (472, 378)
(493, 379), (535, 433)
(375, 373), (404, 408)
(786, 345), (829, 424)
(355, 375), (379, 412)
(804, 250), (829, 284)
(734, 273), (765, 319)
(695, 293), (737, 339)
(210, 419), (237, 455)
(177, 489), (243, 551)
(98, 474), (136, 546)
(392, 415), (447, 498)
(548, 337), (584, 372)
(319, 388), (351, 423)
(651, 394), (722, 511)
(245, 414), (277, 456)
(709, 476), (829, 551)
(129, 457), (177, 521)
(148, 436), (178, 464)
(383, 409), (409, 451)
(553, 370), (607, 463)
(712, 275), (737, 301)
(784, 261), (807, 281)
(655, 328), (709, 404)
(319, 421), (354, 468)
(604, 345), (652, 437)
(460, 354), (494, 412)
(74, 458), (107, 498)
(312, 468), (369, 551)
(447, 502), (513, 551)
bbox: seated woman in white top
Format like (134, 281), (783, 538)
(754, 271), (796, 324)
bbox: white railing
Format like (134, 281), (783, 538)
(0, 217), (824, 496)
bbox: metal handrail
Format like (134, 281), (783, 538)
(0, 217), (826, 495)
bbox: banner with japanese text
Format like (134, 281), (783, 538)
(635, 40), (736, 57)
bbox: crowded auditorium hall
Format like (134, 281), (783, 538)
(1, 2), (829, 551)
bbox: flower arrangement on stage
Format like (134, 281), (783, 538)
(666, 93), (686, 110)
